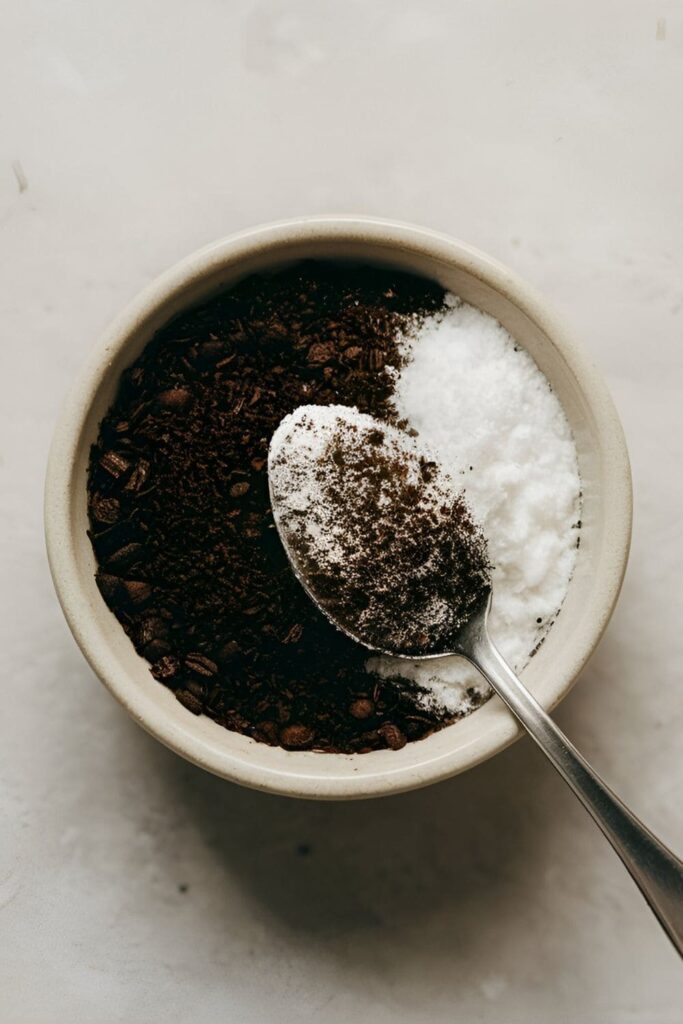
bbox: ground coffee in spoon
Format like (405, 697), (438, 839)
(269, 405), (492, 656)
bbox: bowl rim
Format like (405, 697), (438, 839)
(44, 215), (632, 799)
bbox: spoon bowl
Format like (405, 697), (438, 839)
(268, 403), (492, 660)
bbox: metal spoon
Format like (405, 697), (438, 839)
(269, 406), (683, 956)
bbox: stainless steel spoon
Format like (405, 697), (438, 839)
(269, 407), (683, 956)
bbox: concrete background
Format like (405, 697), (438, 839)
(2, 2), (682, 1021)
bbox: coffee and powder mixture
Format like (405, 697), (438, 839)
(269, 405), (491, 656)
(87, 263), (472, 753)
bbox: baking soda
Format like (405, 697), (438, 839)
(369, 295), (582, 713)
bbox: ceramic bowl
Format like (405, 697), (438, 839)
(44, 217), (632, 799)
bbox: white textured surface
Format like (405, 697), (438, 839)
(375, 296), (581, 708)
(2, 2), (682, 1021)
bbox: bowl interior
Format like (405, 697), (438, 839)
(48, 222), (630, 798)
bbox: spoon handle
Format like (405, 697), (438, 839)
(466, 628), (683, 956)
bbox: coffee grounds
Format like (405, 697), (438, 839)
(269, 405), (492, 656)
(87, 263), (481, 753)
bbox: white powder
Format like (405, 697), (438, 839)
(368, 295), (581, 714)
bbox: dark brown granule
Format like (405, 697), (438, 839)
(378, 723), (408, 750)
(86, 262), (485, 753)
(349, 698), (375, 720)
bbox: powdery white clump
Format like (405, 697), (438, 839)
(368, 295), (581, 714)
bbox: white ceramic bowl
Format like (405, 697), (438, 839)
(45, 217), (632, 799)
